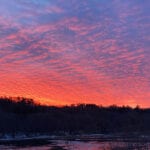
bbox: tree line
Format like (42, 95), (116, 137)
(0, 97), (150, 135)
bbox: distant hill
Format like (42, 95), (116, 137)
(0, 97), (150, 136)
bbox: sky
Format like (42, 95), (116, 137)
(0, 0), (149, 107)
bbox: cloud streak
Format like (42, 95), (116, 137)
(0, 0), (149, 107)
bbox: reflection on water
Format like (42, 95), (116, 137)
(0, 140), (150, 150)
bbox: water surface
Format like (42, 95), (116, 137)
(0, 139), (150, 150)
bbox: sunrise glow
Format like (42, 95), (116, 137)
(0, 0), (149, 107)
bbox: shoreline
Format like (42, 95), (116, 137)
(0, 133), (150, 145)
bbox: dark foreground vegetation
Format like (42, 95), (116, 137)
(0, 97), (150, 136)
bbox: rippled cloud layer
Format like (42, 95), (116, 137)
(0, 0), (149, 107)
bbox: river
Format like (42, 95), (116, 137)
(0, 139), (150, 150)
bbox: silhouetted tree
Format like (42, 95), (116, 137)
(0, 97), (150, 135)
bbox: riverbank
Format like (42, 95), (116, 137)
(0, 133), (150, 146)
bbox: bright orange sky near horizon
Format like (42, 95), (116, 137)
(0, 0), (149, 107)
